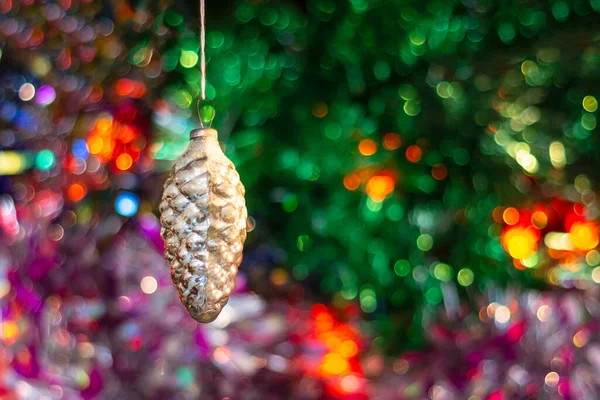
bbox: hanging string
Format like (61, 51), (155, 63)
(199, 0), (206, 100)
(196, 0), (214, 129)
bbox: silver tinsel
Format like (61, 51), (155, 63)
(160, 128), (247, 322)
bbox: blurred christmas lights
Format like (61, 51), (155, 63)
(3, 0), (600, 397)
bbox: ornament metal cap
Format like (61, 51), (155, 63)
(190, 128), (218, 140)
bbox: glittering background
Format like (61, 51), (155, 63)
(3, 0), (600, 399)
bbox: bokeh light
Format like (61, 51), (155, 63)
(115, 192), (139, 217)
(502, 227), (538, 259)
(365, 175), (395, 202)
(358, 139), (377, 156)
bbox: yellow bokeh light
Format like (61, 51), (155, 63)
(587, 250), (600, 267)
(0, 151), (26, 175)
(521, 60), (537, 75)
(502, 226), (537, 259)
(549, 141), (566, 169)
(87, 136), (104, 154)
(544, 232), (574, 251)
(583, 95), (598, 112)
(320, 353), (350, 376)
(180, 50), (199, 68)
(1, 320), (19, 345)
(573, 329), (590, 348)
(570, 222), (599, 251)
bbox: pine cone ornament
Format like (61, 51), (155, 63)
(159, 128), (247, 323)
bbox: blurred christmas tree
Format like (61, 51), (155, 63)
(3, 1), (600, 390)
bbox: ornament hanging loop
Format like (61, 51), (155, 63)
(197, 99), (215, 130)
(197, 0), (214, 130)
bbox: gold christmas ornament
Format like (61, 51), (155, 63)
(160, 2), (246, 323)
(160, 102), (247, 323)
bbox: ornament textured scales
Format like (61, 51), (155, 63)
(159, 128), (247, 323)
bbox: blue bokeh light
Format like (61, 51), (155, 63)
(115, 192), (139, 217)
(72, 139), (90, 159)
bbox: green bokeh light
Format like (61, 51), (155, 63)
(457, 268), (474, 286)
(394, 260), (411, 277)
(35, 149), (55, 170)
(433, 263), (452, 282)
(417, 234), (433, 251)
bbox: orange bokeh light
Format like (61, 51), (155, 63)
(68, 183), (87, 202)
(115, 78), (134, 96)
(503, 207), (520, 225)
(131, 82), (146, 99)
(29, 27), (44, 46)
(308, 305), (363, 394)
(502, 226), (538, 259)
(339, 340), (358, 358)
(311, 102), (328, 118)
(570, 222), (599, 251)
(382, 133), (402, 150)
(96, 117), (113, 133)
(405, 145), (422, 163)
(87, 136), (103, 154)
(1, 321), (19, 345)
(366, 175), (395, 202)
(213, 346), (231, 364)
(117, 126), (136, 143)
(531, 211), (548, 229)
(343, 173), (360, 191)
(493, 206), (505, 223)
(270, 268), (288, 286)
(432, 164), (448, 180)
(315, 312), (334, 332)
(89, 85), (104, 103)
(116, 153), (133, 171)
(320, 353), (350, 377)
(86, 115), (143, 169)
(358, 139), (377, 156)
